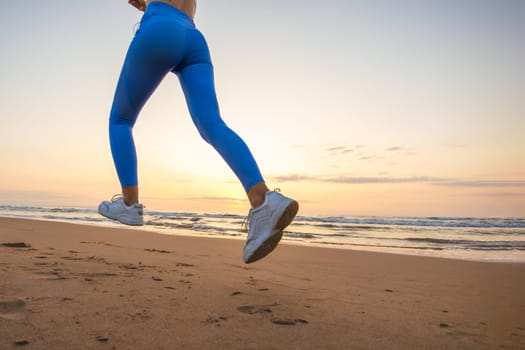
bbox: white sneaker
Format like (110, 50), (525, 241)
(243, 190), (299, 264)
(98, 194), (144, 226)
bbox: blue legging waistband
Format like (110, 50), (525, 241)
(144, 1), (195, 27)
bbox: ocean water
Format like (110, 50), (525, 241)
(1, 205), (524, 262)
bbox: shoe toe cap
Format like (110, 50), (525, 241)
(98, 201), (110, 214)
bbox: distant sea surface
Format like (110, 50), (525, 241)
(1, 205), (524, 262)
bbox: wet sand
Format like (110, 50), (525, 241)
(1, 217), (524, 349)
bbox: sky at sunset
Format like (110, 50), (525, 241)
(0, 0), (524, 217)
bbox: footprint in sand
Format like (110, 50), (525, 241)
(202, 314), (228, 327)
(33, 270), (68, 280)
(0, 298), (27, 320)
(1, 242), (31, 248)
(145, 248), (172, 254)
(237, 303), (278, 315)
(271, 318), (309, 326)
(238, 303), (308, 326)
(61, 256), (83, 261)
(245, 276), (257, 286)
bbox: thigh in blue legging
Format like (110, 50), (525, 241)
(109, 4), (263, 192)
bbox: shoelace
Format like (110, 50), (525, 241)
(241, 210), (253, 233)
(108, 194), (145, 208)
(110, 194), (124, 202)
(241, 188), (282, 232)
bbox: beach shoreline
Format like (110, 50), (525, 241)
(2, 206), (524, 263)
(1, 217), (524, 349)
(3, 214), (525, 264)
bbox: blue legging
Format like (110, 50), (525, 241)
(109, 2), (264, 192)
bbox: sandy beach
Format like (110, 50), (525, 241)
(1, 217), (524, 349)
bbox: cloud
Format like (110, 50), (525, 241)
(324, 145), (354, 155)
(434, 180), (525, 188)
(324, 176), (445, 184)
(272, 174), (316, 182)
(289, 144), (306, 150)
(386, 146), (403, 152)
(471, 192), (525, 197)
(271, 174), (445, 184)
(326, 146), (345, 152)
(289, 143), (356, 156)
(385, 146), (417, 156)
(324, 144), (416, 161)
(357, 155), (386, 161)
(291, 143), (416, 159)
(270, 175), (525, 187)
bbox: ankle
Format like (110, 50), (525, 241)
(123, 199), (137, 207)
(122, 186), (139, 206)
(247, 182), (270, 208)
(250, 193), (266, 208)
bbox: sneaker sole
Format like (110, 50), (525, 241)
(244, 200), (299, 264)
(276, 200), (299, 231)
(98, 210), (144, 226)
